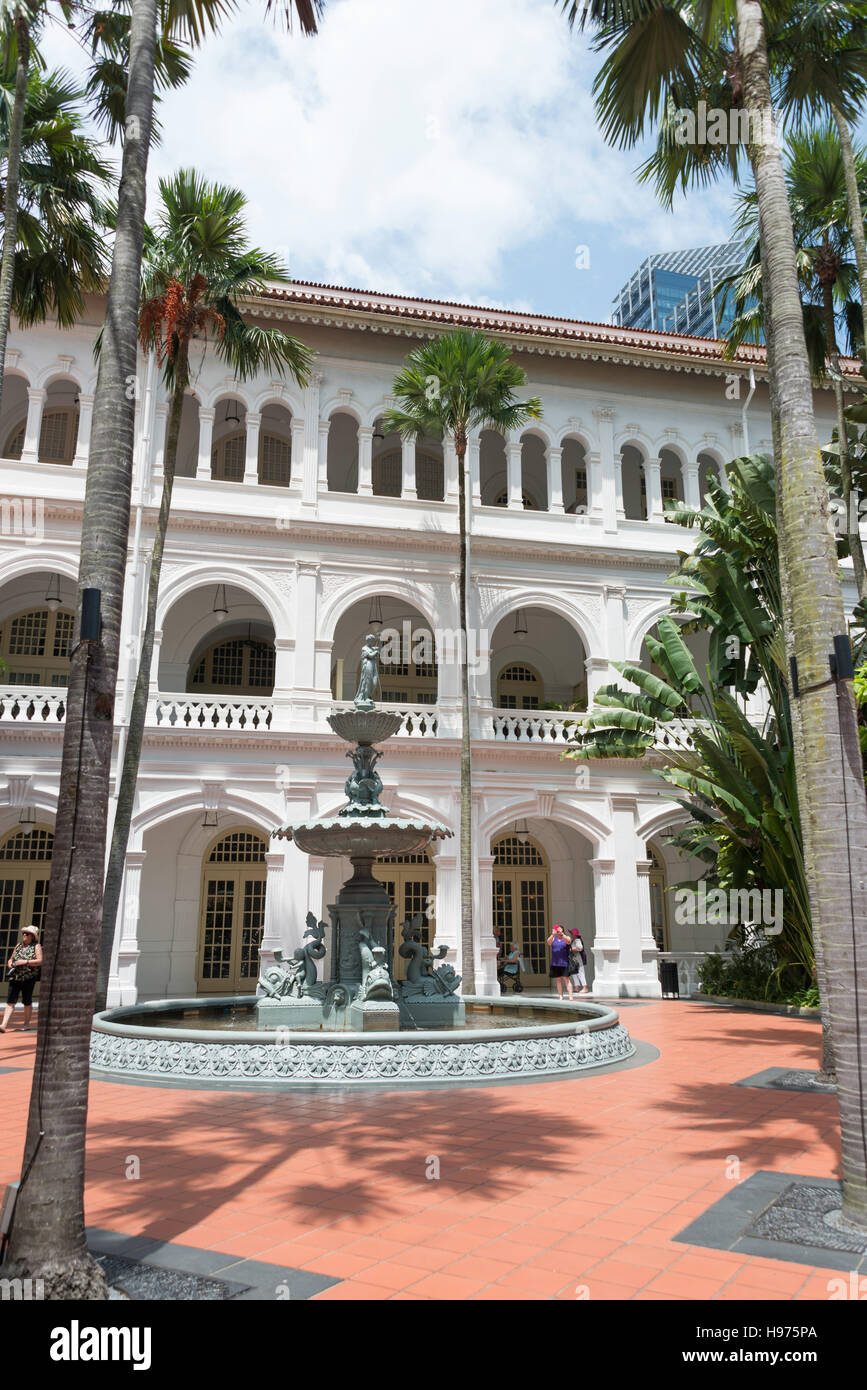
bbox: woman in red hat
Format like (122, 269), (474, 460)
(547, 923), (575, 1001)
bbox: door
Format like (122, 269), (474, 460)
(373, 852), (435, 979)
(492, 834), (551, 986)
(0, 825), (53, 998)
(197, 828), (267, 993)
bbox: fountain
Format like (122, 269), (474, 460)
(258, 631), (462, 1032)
(90, 634), (636, 1088)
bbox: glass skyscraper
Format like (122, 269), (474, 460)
(610, 240), (747, 340)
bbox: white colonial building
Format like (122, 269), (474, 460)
(0, 283), (846, 1004)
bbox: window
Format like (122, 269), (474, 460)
(212, 432), (245, 482)
(259, 433), (291, 487)
(374, 644), (438, 706)
(0, 825), (53, 994)
(4, 408), (79, 465)
(371, 449), (444, 501)
(211, 429), (292, 485)
(189, 636), (276, 695)
(198, 828), (267, 993)
(496, 662), (543, 710)
(0, 607), (74, 686)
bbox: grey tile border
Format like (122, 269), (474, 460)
(733, 1066), (836, 1095)
(86, 1227), (340, 1301)
(0, 1066), (26, 1074)
(673, 1171), (867, 1275)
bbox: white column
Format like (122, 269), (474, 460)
(107, 848), (146, 1006)
(683, 460), (701, 510)
(594, 406), (618, 530)
(586, 449), (603, 521)
(301, 370), (322, 505)
(475, 852), (499, 996)
(645, 456), (664, 520)
(590, 857), (618, 996)
(259, 848), (287, 976)
(602, 585), (626, 665)
(584, 655), (610, 707)
(467, 434), (481, 506)
(152, 402), (169, 484)
(196, 406), (215, 479)
(636, 858), (660, 965)
(401, 434), (417, 500)
(244, 411), (261, 484)
(73, 393), (94, 465)
(444, 434), (459, 502)
(506, 440), (522, 509)
(431, 844), (459, 961)
(291, 418), (307, 496)
(357, 425), (373, 495)
(547, 445), (564, 513)
(607, 794), (662, 997)
(317, 418), (330, 493)
(21, 388), (45, 464)
(291, 561), (319, 723)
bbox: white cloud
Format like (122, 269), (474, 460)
(38, 0), (738, 312)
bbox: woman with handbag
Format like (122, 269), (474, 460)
(547, 923), (575, 1000)
(569, 929), (590, 995)
(1, 925), (42, 1033)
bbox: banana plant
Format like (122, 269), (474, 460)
(567, 454), (813, 986)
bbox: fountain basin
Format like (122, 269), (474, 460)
(90, 996), (635, 1089)
(327, 710), (403, 744)
(275, 816), (452, 859)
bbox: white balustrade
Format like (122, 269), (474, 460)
(153, 695), (273, 731)
(656, 951), (712, 997)
(0, 686), (67, 723)
(489, 709), (577, 743)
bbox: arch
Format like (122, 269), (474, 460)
(155, 565), (287, 638)
(626, 600), (695, 663)
(636, 803), (692, 846)
(0, 603), (74, 685)
(614, 430), (651, 459)
(479, 799), (610, 857)
(652, 437), (689, 467)
(558, 426), (594, 453)
(517, 421), (554, 448)
(0, 551), (80, 590)
(132, 789), (283, 841)
(320, 577), (441, 645)
(203, 384), (254, 413)
(320, 396), (363, 426)
(484, 591), (601, 660)
(252, 386), (304, 418)
(36, 363), (92, 393)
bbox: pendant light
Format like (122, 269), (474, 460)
(212, 585), (229, 623)
(513, 608), (528, 640)
(18, 806), (36, 826)
(367, 597), (384, 630)
(513, 818), (530, 843)
(201, 809), (219, 829)
(44, 574), (62, 613)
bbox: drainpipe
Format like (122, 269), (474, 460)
(741, 367), (756, 454)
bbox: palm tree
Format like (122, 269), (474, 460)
(385, 332), (541, 993)
(565, 0), (867, 1228)
(1, 66), (112, 331)
(95, 170), (314, 1009)
(4, 0), (323, 1297)
(722, 125), (866, 594)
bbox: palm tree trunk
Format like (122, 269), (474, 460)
(763, 236), (836, 1081)
(455, 429), (475, 993)
(0, 11), (31, 421)
(736, 0), (867, 1227)
(4, 0), (159, 1295)
(96, 345), (188, 1011)
(830, 102), (867, 319)
(820, 274), (866, 597)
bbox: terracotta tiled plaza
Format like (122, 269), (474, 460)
(0, 1001), (846, 1300)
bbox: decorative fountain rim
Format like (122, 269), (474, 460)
(90, 996), (636, 1089)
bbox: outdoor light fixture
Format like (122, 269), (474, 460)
(513, 608), (528, 639)
(372, 422), (385, 441)
(213, 585), (229, 623)
(18, 806), (36, 826)
(44, 574), (62, 612)
(368, 597), (384, 630)
(513, 818), (530, 843)
(201, 809), (219, 829)
(223, 401), (241, 426)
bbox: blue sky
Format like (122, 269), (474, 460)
(41, 0), (770, 323)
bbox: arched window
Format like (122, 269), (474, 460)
(373, 850), (436, 979)
(371, 449), (444, 501)
(197, 828), (267, 993)
(492, 833), (550, 985)
(0, 824), (53, 989)
(211, 430), (292, 485)
(496, 662), (542, 710)
(5, 408), (79, 465)
(0, 607), (74, 686)
(375, 647), (438, 706)
(372, 450), (401, 497)
(188, 636), (275, 695)
(211, 432), (245, 482)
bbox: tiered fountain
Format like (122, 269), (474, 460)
(90, 635), (636, 1089)
(258, 633), (462, 1032)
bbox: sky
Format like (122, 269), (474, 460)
(39, 0), (744, 324)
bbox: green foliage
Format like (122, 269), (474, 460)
(697, 940), (814, 1004)
(567, 454), (814, 983)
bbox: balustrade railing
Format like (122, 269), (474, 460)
(489, 709), (578, 743)
(0, 686), (67, 723)
(153, 695), (273, 731)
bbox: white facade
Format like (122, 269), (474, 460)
(0, 284), (848, 1003)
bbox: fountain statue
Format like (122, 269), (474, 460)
(263, 630), (461, 1031)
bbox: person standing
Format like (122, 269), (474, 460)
(2, 925), (42, 1032)
(569, 929), (590, 994)
(547, 923), (575, 1000)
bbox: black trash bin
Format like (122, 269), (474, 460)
(660, 959), (679, 998)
